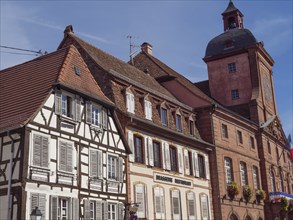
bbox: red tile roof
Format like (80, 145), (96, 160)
(0, 45), (111, 132)
(59, 31), (176, 100)
(133, 51), (215, 104)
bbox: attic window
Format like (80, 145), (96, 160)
(73, 66), (80, 76)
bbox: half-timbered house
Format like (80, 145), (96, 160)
(0, 45), (129, 220)
(58, 26), (214, 220)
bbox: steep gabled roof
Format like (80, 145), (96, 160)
(133, 51), (215, 104)
(0, 45), (111, 132)
(58, 28), (176, 100)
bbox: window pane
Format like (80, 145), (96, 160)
(161, 108), (167, 125)
(176, 114), (182, 131)
(134, 136), (144, 163)
(169, 146), (177, 172)
(153, 141), (161, 168)
(198, 155), (206, 178)
(225, 158), (232, 184)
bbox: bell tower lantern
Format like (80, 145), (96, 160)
(222, 0), (244, 31)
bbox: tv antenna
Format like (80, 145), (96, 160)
(127, 35), (139, 65)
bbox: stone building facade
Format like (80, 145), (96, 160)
(132, 1), (293, 220)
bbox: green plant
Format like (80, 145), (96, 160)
(281, 197), (289, 211)
(256, 189), (266, 201)
(242, 185), (253, 202)
(227, 181), (240, 199)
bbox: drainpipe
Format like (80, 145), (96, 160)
(210, 104), (222, 220)
(7, 132), (15, 220)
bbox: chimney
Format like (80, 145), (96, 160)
(64, 25), (74, 37)
(141, 42), (153, 56)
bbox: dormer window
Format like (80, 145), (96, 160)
(126, 91), (135, 113)
(175, 114), (182, 132)
(161, 107), (168, 126)
(144, 99), (152, 120)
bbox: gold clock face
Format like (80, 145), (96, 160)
(263, 75), (272, 102)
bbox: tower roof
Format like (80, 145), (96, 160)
(222, 0), (243, 16)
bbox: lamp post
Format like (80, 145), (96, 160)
(30, 206), (42, 220)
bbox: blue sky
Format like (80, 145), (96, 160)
(0, 0), (292, 137)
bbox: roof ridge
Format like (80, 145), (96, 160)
(0, 47), (70, 74)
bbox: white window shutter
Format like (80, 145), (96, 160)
(33, 134), (42, 167)
(161, 142), (166, 169)
(148, 101), (152, 120)
(75, 96), (81, 122)
(118, 203), (124, 220)
(118, 157), (123, 182)
(126, 93), (131, 112)
(102, 107), (108, 129)
(96, 201), (102, 220)
(144, 136), (149, 166)
(31, 193), (38, 214)
(55, 90), (62, 115)
(102, 201), (108, 220)
(172, 190), (181, 219)
(84, 199), (91, 220)
(39, 194), (46, 220)
(205, 155), (210, 180)
(71, 97), (76, 120)
(154, 187), (162, 219)
(160, 188), (165, 219)
(59, 142), (67, 171)
(164, 143), (171, 171)
(193, 152), (199, 177)
(178, 148), (183, 174)
(72, 198), (79, 219)
(41, 136), (49, 168)
(50, 196), (58, 220)
(184, 149), (190, 175)
(136, 184), (146, 218)
(66, 144), (73, 172)
(200, 195), (209, 220)
(97, 151), (103, 179)
(187, 192), (196, 220)
(130, 93), (135, 113)
(86, 101), (92, 124)
(148, 137), (154, 166)
(90, 150), (98, 177)
(128, 131), (134, 162)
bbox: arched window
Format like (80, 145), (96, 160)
(186, 191), (197, 219)
(134, 183), (146, 218)
(270, 169), (276, 192)
(154, 186), (165, 219)
(230, 213), (238, 220)
(279, 169), (284, 192)
(239, 161), (248, 186)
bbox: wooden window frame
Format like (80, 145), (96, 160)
(153, 141), (162, 168)
(134, 135), (144, 164)
(169, 145), (178, 172)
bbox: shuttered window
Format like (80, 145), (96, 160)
(50, 197), (79, 220)
(144, 100), (152, 120)
(31, 193), (46, 220)
(32, 133), (49, 168)
(55, 90), (81, 121)
(108, 155), (117, 180)
(135, 184), (146, 218)
(108, 203), (116, 220)
(59, 141), (74, 173)
(89, 150), (102, 179)
(187, 192), (196, 220)
(126, 92), (135, 113)
(86, 101), (108, 129)
(171, 190), (181, 219)
(154, 187), (165, 219)
(84, 200), (103, 220)
(200, 194), (210, 220)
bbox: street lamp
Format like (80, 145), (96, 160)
(30, 207), (42, 220)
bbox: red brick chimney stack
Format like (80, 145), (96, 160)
(141, 42), (153, 56)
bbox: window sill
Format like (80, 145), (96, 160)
(133, 162), (147, 168)
(90, 124), (103, 131)
(60, 116), (78, 125)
